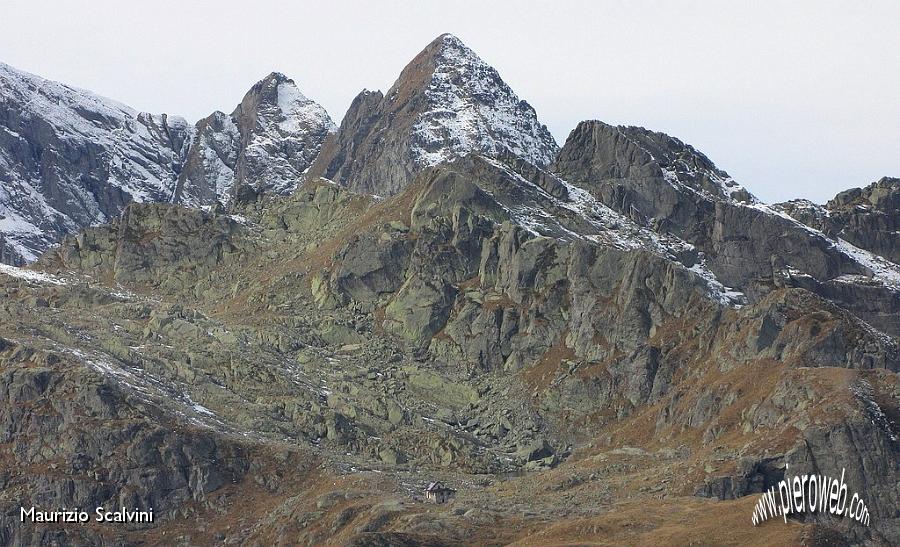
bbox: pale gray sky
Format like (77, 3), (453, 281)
(1, 1), (897, 203)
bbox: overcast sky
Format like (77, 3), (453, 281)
(1, 1), (897, 203)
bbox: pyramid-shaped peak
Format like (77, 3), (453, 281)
(422, 33), (474, 57)
(433, 33), (479, 59)
(307, 34), (558, 196)
(400, 33), (499, 88)
(392, 32), (558, 169)
(175, 69), (335, 207)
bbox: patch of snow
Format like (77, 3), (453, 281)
(276, 81), (337, 135)
(689, 261), (747, 307)
(832, 238), (900, 289)
(0, 263), (65, 285)
(190, 402), (216, 417)
(744, 201), (900, 290)
(70, 347), (229, 429)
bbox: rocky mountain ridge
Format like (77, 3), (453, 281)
(0, 63), (334, 265)
(775, 176), (900, 264)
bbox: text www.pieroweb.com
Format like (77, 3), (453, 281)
(751, 466), (870, 526)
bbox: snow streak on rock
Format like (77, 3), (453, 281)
(481, 158), (746, 306)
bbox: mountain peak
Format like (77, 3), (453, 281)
(433, 32), (476, 60)
(244, 72), (309, 106)
(262, 71), (291, 83)
(405, 33), (558, 168)
(174, 72), (335, 207)
(418, 33), (474, 62)
(308, 33), (558, 196)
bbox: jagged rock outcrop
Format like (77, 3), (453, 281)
(777, 177), (900, 265)
(827, 177), (900, 263)
(308, 34), (558, 196)
(44, 203), (245, 293)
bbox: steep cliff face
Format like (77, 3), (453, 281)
(308, 34), (558, 196)
(553, 120), (900, 336)
(172, 111), (241, 208)
(0, 62), (191, 264)
(827, 177), (900, 262)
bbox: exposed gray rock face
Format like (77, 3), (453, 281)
(553, 120), (900, 336)
(0, 63), (333, 265)
(0, 336), (315, 547)
(308, 34), (558, 196)
(828, 177), (900, 262)
(0, 62), (191, 264)
(175, 72), (336, 207)
(785, 400), (900, 545)
(49, 203), (244, 292)
(172, 111), (241, 208)
(5, 160), (899, 544)
(316, 163), (896, 544)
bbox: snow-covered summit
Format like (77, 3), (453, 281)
(174, 72), (335, 206)
(270, 74), (336, 135)
(409, 34), (558, 169)
(237, 72), (336, 195)
(308, 33), (559, 196)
